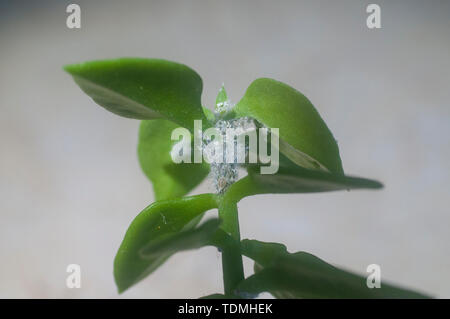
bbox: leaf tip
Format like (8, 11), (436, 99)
(63, 63), (78, 75)
(367, 179), (384, 189)
(215, 84), (230, 111)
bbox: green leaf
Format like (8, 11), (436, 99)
(233, 78), (343, 173)
(216, 85), (228, 106)
(202, 106), (216, 123)
(114, 193), (218, 293)
(220, 163), (382, 205)
(139, 218), (220, 259)
(64, 58), (209, 131)
(243, 163), (383, 195)
(238, 240), (430, 299)
(138, 119), (209, 200)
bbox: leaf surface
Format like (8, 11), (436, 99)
(234, 78), (343, 173)
(238, 240), (430, 299)
(138, 119), (209, 200)
(114, 194), (217, 293)
(65, 58), (208, 131)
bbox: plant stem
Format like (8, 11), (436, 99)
(215, 176), (263, 295)
(218, 196), (245, 295)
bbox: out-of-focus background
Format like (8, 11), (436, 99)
(0, 0), (449, 298)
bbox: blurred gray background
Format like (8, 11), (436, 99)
(1, 0), (449, 298)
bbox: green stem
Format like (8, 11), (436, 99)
(218, 197), (244, 295)
(215, 175), (262, 295)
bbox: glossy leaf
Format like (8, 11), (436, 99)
(220, 164), (382, 206)
(243, 163), (382, 195)
(139, 218), (220, 259)
(64, 58), (209, 131)
(138, 119), (209, 200)
(234, 78), (343, 173)
(114, 194), (217, 293)
(238, 240), (430, 299)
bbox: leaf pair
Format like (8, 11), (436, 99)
(112, 169), (382, 294)
(237, 240), (430, 299)
(65, 58), (342, 178)
(65, 59), (214, 200)
(65, 58), (381, 198)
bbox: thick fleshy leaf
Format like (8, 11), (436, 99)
(233, 78), (343, 173)
(114, 194), (217, 293)
(64, 58), (208, 131)
(238, 240), (430, 299)
(138, 119), (209, 200)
